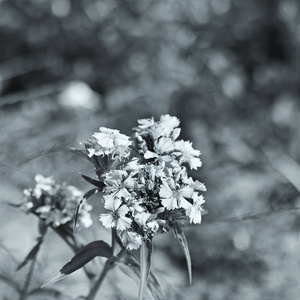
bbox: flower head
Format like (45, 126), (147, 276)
(22, 175), (92, 228)
(82, 114), (206, 249)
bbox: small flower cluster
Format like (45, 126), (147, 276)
(22, 174), (93, 228)
(84, 115), (206, 250)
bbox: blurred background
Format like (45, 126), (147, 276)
(1, 0), (300, 299)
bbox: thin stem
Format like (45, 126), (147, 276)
(86, 248), (127, 300)
(19, 253), (37, 300)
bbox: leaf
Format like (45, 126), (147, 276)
(42, 240), (112, 287)
(73, 188), (99, 233)
(81, 174), (105, 189)
(173, 224), (192, 285)
(16, 237), (44, 271)
(138, 240), (153, 300)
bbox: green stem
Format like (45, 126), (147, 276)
(86, 248), (127, 300)
(19, 252), (37, 300)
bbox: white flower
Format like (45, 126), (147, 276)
(22, 176), (93, 228)
(93, 127), (131, 148)
(85, 137), (106, 157)
(144, 163), (166, 180)
(79, 209), (93, 228)
(104, 170), (135, 198)
(159, 114), (180, 137)
(182, 177), (207, 192)
(87, 127), (132, 158)
(136, 117), (155, 130)
(144, 137), (174, 162)
(124, 197), (144, 213)
(175, 140), (202, 170)
(159, 181), (193, 210)
(134, 212), (152, 226)
(186, 193), (205, 224)
(120, 230), (143, 250)
(34, 174), (56, 198)
(100, 196), (132, 231)
(134, 212), (160, 234)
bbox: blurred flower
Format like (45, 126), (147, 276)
(22, 175), (92, 228)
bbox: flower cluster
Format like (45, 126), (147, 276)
(84, 115), (206, 250)
(22, 174), (93, 228)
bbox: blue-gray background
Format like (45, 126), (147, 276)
(1, 0), (300, 299)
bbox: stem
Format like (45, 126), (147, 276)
(86, 248), (127, 300)
(19, 253), (37, 300)
(111, 229), (116, 254)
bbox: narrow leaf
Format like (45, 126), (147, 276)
(16, 238), (43, 271)
(138, 240), (153, 300)
(42, 240), (112, 287)
(173, 224), (192, 285)
(73, 188), (99, 232)
(5, 202), (22, 208)
(81, 174), (105, 189)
